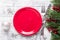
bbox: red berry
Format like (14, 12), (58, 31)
(46, 18), (56, 22)
(52, 6), (60, 12)
(46, 18), (51, 22)
(52, 28), (58, 34)
(53, 31), (58, 34)
(47, 27), (53, 32)
(54, 31), (58, 34)
(47, 27), (58, 34)
(51, 19), (56, 22)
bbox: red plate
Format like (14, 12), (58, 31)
(13, 7), (42, 36)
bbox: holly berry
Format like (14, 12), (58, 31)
(46, 18), (51, 22)
(46, 18), (56, 22)
(52, 29), (58, 34)
(53, 31), (58, 34)
(47, 27), (58, 34)
(52, 6), (60, 12)
(47, 27), (53, 32)
(51, 18), (57, 22)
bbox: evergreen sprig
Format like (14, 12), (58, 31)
(51, 0), (60, 6)
(47, 9), (60, 20)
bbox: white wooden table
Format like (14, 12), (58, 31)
(0, 0), (51, 40)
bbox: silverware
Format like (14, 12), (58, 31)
(41, 5), (45, 13)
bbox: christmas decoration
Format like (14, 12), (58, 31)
(46, 0), (60, 40)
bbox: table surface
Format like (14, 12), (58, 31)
(0, 0), (51, 40)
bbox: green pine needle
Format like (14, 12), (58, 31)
(47, 9), (60, 20)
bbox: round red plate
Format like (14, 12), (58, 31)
(13, 7), (42, 36)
